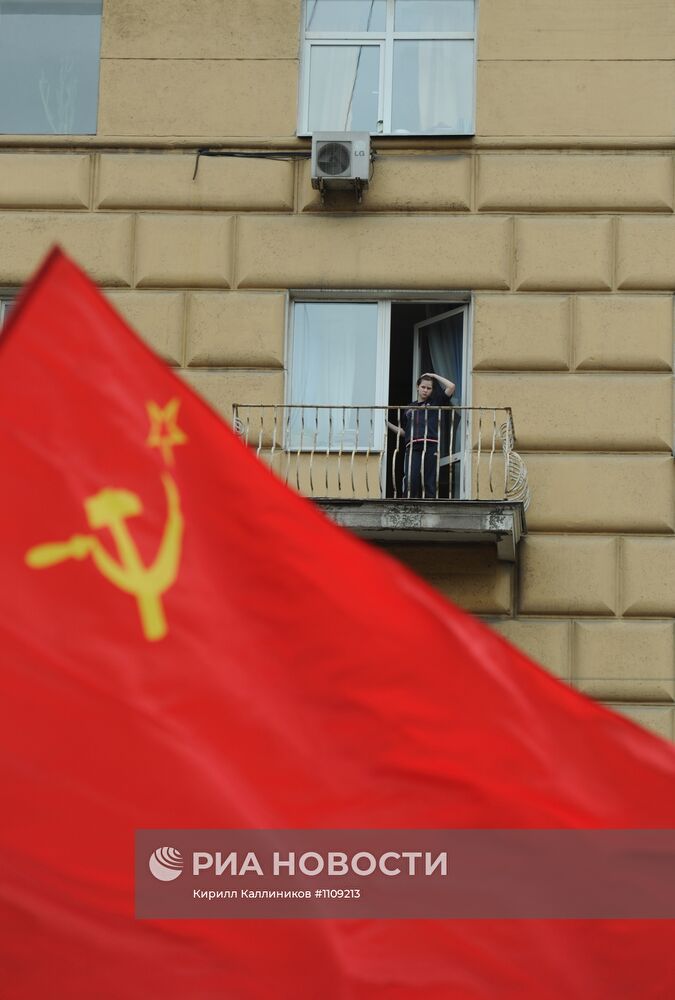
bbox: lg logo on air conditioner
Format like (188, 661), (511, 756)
(149, 846), (184, 881)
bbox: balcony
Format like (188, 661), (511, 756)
(233, 404), (530, 561)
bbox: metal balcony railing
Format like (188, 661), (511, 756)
(233, 404), (530, 509)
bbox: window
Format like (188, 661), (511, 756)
(288, 297), (470, 496)
(300, 0), (475, 135)
(289, 301), (388, 449)
(0, 1), (103, 134)
(0, 296), (15, 326)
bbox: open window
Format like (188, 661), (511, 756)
(300, 0), (476, 136)
(288, 297), (470, 496)
(275, 293), (527, 553)
(387, 302), (468, 498)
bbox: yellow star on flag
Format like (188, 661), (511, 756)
(146, 399), (188, 467)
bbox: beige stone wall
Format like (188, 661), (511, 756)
(478, 0), (675, 140)
(1, 1), (674, 738)
(98, 0), (302, 139)
(93, 0), (675, 142)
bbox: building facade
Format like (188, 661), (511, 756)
(2, 0), (674, 737)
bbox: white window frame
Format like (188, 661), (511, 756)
(286, 293), (471, 449)
(287, 298), (391, 453)
(0, 294), (16, 327)
(412, 305), (472, 497)
(299, 0), (476, 136)
(300, 38), (386, 136)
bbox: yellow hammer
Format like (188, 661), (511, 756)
(26, 473), (183, 642)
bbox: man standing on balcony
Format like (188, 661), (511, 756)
(387, 372), (456, 499)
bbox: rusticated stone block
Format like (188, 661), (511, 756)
(514, 218), (613, 291)
(387, 545), (513, 615)
(621, 538), (675, 617)
(0, 153), (90, 209)
(99, 60), (298, 138)
(478, 154), (672, 212)
(0, 213), (133, 286)
(179, 369), (284, 423)
(519, 536), (618, 616)
(105, 291), (185, 366)
(575, 294), (673, 371)
(488, 619), (570, 680)
(573, 621), (674, 702)
(97, 154), (294, 212)
(523, 454), (674, 533)
(611, 705), (673, 741)
(101, 0), (301, 59)
(135, 215), (234, 289)
(617, 218), (675, 290)
(479, 61), (675, 138)
(479, 0), (675, 60)
(472, 373), (672, 452)
(473, 294), (570, 371)
(236, 215), (511, 290)
(186, 291), (285, 368)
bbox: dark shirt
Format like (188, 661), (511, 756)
(403, 390), (449, 447)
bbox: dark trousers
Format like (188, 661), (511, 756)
(404, 444), (438, 499)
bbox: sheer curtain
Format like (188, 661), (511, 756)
(293, 304), (359, 401)
(393, 38), (472, 133)
(290, 303), (378, 449)
(306, 0), (385, 33)
(308, 47), (362, 132)
(395, 1), (474, 32)
(0, 1), (101, 134)
(417, 41), (460, 132)
(305, 0), (381, 132)
(425, 311), (464, 478)
(392, 1), (474, 134)
(426, 312), (463, 403)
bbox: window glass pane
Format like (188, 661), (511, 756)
(308, 45), (380, 132)
(291, 302), (379, 449)
(305, 0), (386, 33)
(0, 1), (102, 134)
(392, 40), (473, 133)
(395, 0), (474, 32)
(0, 300), (14, 326)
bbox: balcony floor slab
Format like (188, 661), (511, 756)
(313, 500), (527, 562)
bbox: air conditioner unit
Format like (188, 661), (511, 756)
(311, 132), (371, 200)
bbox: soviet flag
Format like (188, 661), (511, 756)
(1, 249), (674, 999)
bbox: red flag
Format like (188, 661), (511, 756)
(1, 248), (674, 998)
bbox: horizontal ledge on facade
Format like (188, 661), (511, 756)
(288, 288), (472, 301)
(0, 137), (673, 153)
(314, 499), (527, 562)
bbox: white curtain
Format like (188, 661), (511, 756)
(417, 42), (460, 133)
(293, 305), (360, 405)
(308, 46), (362, 132)
(291, 304), (377, 450)
(393, 0), (474, 135)
(393, 38), (471, 133)
(0, 1), (101, 134)
(306, 0), (384, 33)
(395, 1), (473, 33)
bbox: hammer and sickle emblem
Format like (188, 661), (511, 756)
(25, 473), (183, 642)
